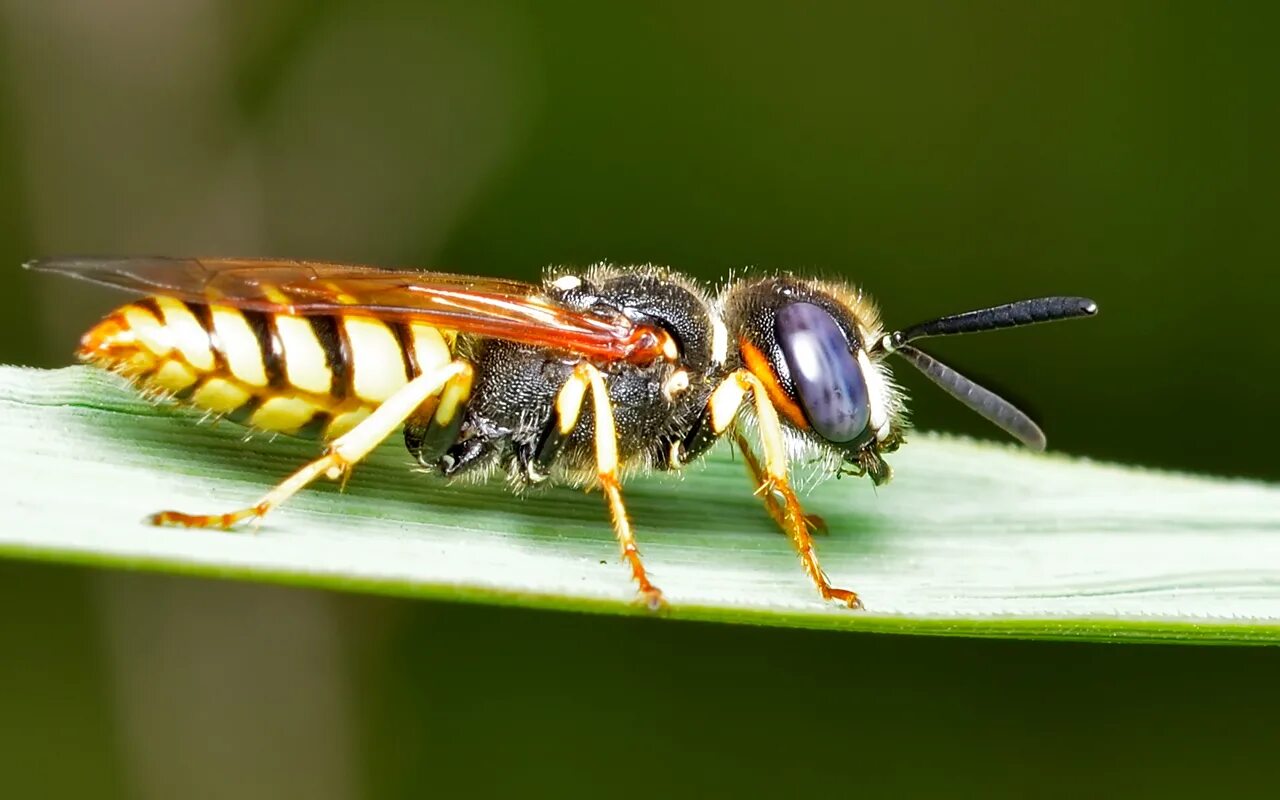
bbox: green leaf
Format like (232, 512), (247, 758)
(2, 365), (1277, 644)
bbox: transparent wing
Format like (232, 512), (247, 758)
(27, 257), (670, 363)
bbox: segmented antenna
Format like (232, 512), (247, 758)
(890, 296), (1097, 349)
(893, 344), (1047, 450)
(877, 295), (1098, 449)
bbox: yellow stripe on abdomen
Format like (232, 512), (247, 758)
(122, 304), (173, 359)
(190, 377), (252, 413)
(250, 396), (322, 433)
(155, 296), (216, 371)
(80, 299), (461, 441)
(342, 316), (408, 403)
(210, 305), (269, 388)
(324, 408), (371, 440)
(274, 314), (332, 394)
(151, 359), (199, 393)
(408, 322), (452, 373)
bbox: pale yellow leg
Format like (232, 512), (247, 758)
(731, 431), (828, 536)
(710, 369), (861, 609)
(556, 362), (665, 609)
(152, 361), (472, 529)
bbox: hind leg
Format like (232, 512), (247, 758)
(152, 361), (472, 529)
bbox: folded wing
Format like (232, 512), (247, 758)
(27, 257), (670, 364)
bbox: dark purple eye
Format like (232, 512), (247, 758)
(774, 302), (870, 443)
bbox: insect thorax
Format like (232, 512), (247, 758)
(406, 265), (727, 488)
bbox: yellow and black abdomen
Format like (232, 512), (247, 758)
(79, 296), (457, 439)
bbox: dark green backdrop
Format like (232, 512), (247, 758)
(1, 3), (1276, 797)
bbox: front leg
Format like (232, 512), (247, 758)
(731, 431), (829, 537)
(705, 370), (862, 609)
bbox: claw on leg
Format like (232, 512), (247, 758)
(773, 474), (862, 609)
(602, 474), (667, 610)
(149, 452), (347, 530)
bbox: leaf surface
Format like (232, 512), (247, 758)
(3, 366), (1278, 643)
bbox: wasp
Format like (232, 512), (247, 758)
(28, 257), (1096, 609)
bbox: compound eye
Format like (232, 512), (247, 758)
(775, 302), (870, 443)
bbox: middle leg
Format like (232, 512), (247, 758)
(553, 362), (665, 610)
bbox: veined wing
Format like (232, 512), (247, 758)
(27, 257), (672, 364)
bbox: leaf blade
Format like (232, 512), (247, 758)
(3, 365), (1279, 644)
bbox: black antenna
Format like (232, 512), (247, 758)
(891, 296), (1096, 349)
(876, 296), (1098, 450)
(893, 344), (1047, 450)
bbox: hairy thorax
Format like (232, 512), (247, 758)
(407, 265), (728, 488)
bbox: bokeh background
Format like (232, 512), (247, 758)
(1, 2), (1277, 797)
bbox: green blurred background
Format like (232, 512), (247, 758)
(2, 2), (1277, 797)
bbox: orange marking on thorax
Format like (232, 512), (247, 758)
(739, 339), (809, 431)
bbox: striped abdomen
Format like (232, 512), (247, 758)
(80, 296), (457, 439)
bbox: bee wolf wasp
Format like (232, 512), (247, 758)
(28, 257), (1097, 609)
